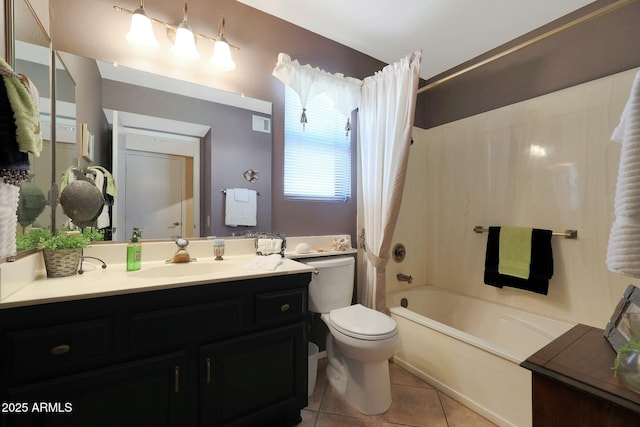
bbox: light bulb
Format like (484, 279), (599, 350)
(125, 7), (158, 47)
(171, 22), (200, 60)
(211, 39), (236, 71)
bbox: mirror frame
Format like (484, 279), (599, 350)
(5, 0), (56, 261)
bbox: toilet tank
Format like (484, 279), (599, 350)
(304, 256), (355, 313)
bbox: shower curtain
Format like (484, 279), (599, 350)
(358, 51), (421, 313)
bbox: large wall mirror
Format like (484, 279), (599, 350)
(11, 0), (274, 252)
(58, 53), (273, 241)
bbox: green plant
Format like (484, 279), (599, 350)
(16, 228), (51, 251)
(16, 227), (104, 251)
(40, 230), (91, 250)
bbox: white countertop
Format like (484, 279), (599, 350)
(0, 255), (314, 309)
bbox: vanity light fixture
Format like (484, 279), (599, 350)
(211, 17), (235, 71)
(113, 1), (239, 69)
(125, 0), (158, 47)
(171, 2), (199, 60)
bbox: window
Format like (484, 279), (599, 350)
(284, 86), (351, 202)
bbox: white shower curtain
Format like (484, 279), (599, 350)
(358, 51), (421, 313)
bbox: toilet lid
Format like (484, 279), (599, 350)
(329, 304), (397, 340)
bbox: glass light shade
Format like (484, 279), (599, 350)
(172, 23), (200, 60)
(211, 39), (236, 71)
(125, 8), (158, 47)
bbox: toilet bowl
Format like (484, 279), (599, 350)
(305, 257), (398, 415)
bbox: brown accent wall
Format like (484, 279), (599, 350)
(417, 0), (640, 129)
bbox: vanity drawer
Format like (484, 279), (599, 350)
(255, 288), (306, 327)
(131, 298), (243, 353)
(5, 318), (113, 383)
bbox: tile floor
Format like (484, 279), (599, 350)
(298, 357), (497, 427)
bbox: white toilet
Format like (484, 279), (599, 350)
(305, 256), (398, 415)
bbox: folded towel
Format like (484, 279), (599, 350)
(484, 227), (554, 295)
(498, 226), (533, 279)
(225, 188), (257, 227)
(87, 166), (117, 197)
(256, 238), (283, 256)
(0, 181), (20, 258)
(607, 70), (640, 277)
(241, 254), (283, 271)
(234, 188), (249, 202)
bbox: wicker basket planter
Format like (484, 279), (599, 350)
(43, 248), (82, 277)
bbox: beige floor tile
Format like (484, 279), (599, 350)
(319, 381), (365, 418)
(298, 409), (319, 427)
(439, 393), (497, 427)
(382, 384), (448, 427)
(389, 362), (432, 389)
(303, 356), (492, 427)
(307, 359), (329, 410)
(316, 412), (366, 427)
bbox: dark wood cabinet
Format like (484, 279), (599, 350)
(5, 352), (187, 427)
(0, 273), (311, 427)
(200, 323), (306, 426)
(521, 324), (640, 427)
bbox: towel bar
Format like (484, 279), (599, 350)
(473, 226), (577, 239)
(221, 189), (260, 196)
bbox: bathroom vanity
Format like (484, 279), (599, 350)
(0, 256), (312, 426)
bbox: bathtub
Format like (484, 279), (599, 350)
(388, 285), (575, 427)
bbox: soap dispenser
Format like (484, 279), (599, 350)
(127, 228), (142, 271)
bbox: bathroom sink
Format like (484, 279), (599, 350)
(131, 262), (234, 279)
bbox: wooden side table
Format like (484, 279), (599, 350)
(521, 324), (640, 426)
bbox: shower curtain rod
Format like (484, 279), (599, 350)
(473, 226), (578, 239)
(416, 0), (635, 94)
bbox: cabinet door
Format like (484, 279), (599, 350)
(3, 352), (187, 427)
(200, 323), (306, 427)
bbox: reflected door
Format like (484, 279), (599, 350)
(125, 151), (184, 239)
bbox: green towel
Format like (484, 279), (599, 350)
(498, 226), (533, 279)
(1, 58), (42, 156)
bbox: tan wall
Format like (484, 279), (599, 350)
(388, 68), (638, 327)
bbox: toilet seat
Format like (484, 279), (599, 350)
(329, 304), (397, 341)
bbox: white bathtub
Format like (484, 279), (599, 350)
(388, 285), (575, 427)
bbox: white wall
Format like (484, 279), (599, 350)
(387, 67), (639, 327)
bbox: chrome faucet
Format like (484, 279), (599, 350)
(166, 238), (196, 263)
(396, 273), (413, 284)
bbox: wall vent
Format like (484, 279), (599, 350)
(252, 115), (271, 134)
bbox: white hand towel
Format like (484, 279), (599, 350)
(0, 182), (20, 259)
(92, 169), (110, 229)
(256, 238), (283, 255)
(607, 70), (640, 277)
(234, 188), (249, 202)
(224, 188), (257, 227)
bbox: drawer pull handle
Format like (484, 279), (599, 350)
(281, 304), (290, 312)
(206, 358), (212, 384)
(51, 345), (71, 355)
(174, 366), (180, 394)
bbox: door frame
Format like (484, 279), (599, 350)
(112, 118), (201, 240)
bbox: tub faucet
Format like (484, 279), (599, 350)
(396, 273), (413, 284)
(166, 238), (196, 263)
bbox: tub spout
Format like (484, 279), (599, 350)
(396, 273), (413, 284)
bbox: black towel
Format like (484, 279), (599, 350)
(0, 78), (30, 185)
(484, 226), (554, 295)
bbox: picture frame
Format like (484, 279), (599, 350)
(81, 122), (94, 162)
(604, 284), (640, 351)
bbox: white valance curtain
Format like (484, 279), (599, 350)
(272, 51), (422, 313)
(272, 53), (362, 126)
